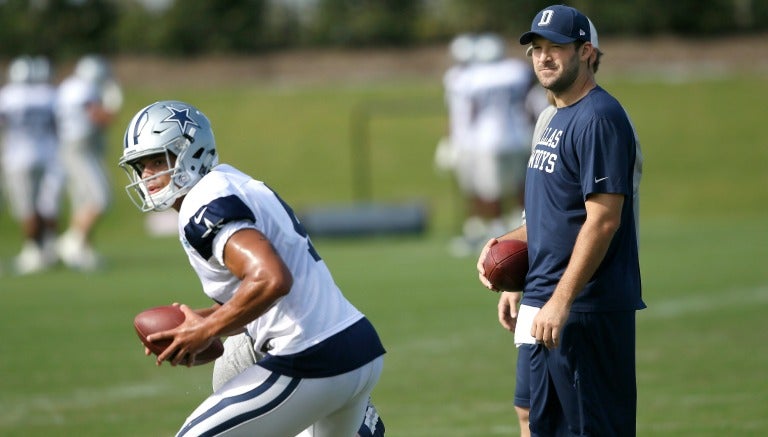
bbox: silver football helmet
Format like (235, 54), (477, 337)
(473, 33), (505, 63)
(119, 100), (218, 212)
(75, 55), (111, 84)
(449, 33), (475, 65)
(8, 56), (33, 83)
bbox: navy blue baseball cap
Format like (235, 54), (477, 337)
(519, 5), (591, 45)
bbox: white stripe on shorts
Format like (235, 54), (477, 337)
(177, 372), (300, 437)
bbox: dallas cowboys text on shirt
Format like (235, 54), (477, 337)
(529, 126), (562, 173)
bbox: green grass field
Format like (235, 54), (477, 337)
(0, 69), (767, 436)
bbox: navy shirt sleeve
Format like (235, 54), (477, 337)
(579, 114), (634, 200)
(183, 194), (256, 260)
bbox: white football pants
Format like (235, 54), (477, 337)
(177, 354), (383, 437)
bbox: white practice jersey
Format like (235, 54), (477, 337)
(56, 76), (102, 142)
(467, 58), (544, 152)
(443, 64), (474, 150)
(177, 164), (366, 359)
(0, 82), (58, 169)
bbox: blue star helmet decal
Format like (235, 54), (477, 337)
(163, 105), (199, 133)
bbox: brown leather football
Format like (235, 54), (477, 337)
(133, 305), (224, 366)
(483, 239), (529, 291)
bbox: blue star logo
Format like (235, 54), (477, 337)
(163, 106), (199, 133)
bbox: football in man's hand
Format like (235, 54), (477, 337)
(133, 305), (224, 366)
(483, 239), (529, 291)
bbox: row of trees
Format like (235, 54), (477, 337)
(1, 0), (766, 59)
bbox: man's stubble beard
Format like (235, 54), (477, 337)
(538, 55), (580, 95)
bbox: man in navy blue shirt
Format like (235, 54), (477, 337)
(478, 5), (645, 436)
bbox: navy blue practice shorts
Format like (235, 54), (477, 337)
(529, 311), (638, 437)
(514, 343), (534, 408)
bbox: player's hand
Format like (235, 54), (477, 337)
(498, 292), (521, 332)
(477, 238), (499, 290)
(530, 297), (570, 349)
(147, 304), (216, 367)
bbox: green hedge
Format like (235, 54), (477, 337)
(1, 0), (766, 59)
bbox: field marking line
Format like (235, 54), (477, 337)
(640, 284), (768, 320)
(0, 381), (174, 427)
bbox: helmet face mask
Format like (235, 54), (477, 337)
(122, 146), (181, 212)
(473, 33), (505, 63)
(119, 101), (218, 212)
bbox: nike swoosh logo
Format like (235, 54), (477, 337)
(194, 206), (208, 224)
(594, 177), (609, 183)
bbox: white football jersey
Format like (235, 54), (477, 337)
(443, 64), (474, 150)
(0, 82), (58, 168)
(467, 58), (542, 152)
(177, 164), (365, 358)
(55, 76), (102, 142)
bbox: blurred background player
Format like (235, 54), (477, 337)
(435, 32), (475, 175)
(0, 55), (64, 274)
(55, 54), (123, 270)
(436, 33), (474, 255)
(439, 33), (547, 257)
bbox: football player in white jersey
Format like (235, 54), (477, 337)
(436, 32), (475, 174)
(442, 33), (548, 257)
(119, 100), (385, 437)
(55, 55), (123, 270)
(0, 55), (63, 274)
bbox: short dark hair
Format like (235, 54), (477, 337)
(593, 49), (603, 73)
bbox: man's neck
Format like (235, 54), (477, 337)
(554, 74), (597, 108)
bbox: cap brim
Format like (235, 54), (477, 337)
(519, 30), (577, 45)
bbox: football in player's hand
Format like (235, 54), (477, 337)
(133, 305), (224, 366)
(483, 239), (529, 291)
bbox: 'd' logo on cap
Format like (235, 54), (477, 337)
(538, 10), (554, 26)
(520, 5), (591, 46)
